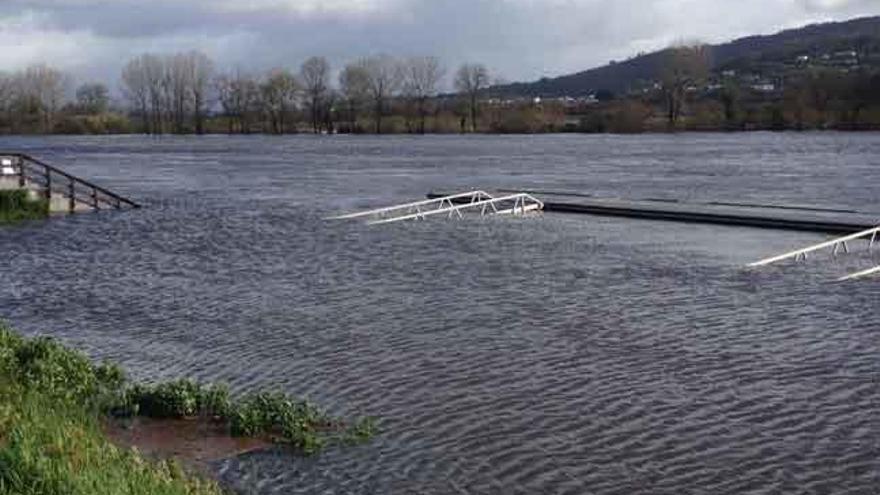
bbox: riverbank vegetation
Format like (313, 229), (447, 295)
(0, 323), (375, 494)
(0, 190), (48, 224)
(565, 44), (880, 133)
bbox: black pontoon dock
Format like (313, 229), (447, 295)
(428, 190), (877, 235)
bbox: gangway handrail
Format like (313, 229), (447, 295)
(838, 265), (880, 281)
(368, 193), (544, 225)
(748, 225), (880, 267)
(1, 152), (140, 210)
(328, 190), (493, 220)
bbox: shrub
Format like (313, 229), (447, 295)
(228, 392), (328, 453)
(53, 113), (134, 135)
(122, 381), (231, 420)
(0, 326), (127, 410)
(0, 190), (49, 224)
(135, 380), (202, 418)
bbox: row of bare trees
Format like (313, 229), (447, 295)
(0, 64), (124, 134)
(0, 52), (494, 135)
(342, 57), (491, 134)
(0, 65), (70, 133)
(121, 52), (214, 134)
(120, 51), (492, 134)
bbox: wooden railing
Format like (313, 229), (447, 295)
(0, 153), (140, 212)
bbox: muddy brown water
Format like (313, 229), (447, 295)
(103, 417), (271, 473)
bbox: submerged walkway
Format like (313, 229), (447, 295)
(0, 153), (140, 213)
(428, 190), (877, 234)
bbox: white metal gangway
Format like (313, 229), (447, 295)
(838, 265), (880, 281)
(328, 190), (544, 225)
(748, 225), (880, 280)
(748, 225), (880, 267)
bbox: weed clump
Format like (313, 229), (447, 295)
(0, 190), (49, 224)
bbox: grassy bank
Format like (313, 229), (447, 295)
(0, 190), (48, 224)
(0, 323), (375, 494)
(0, 387), (222, 495)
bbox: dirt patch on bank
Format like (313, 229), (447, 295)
(103, 417), (272, 473)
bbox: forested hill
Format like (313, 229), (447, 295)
(492, 15), (880, 97)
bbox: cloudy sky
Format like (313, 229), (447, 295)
(0, 0), (878, 89)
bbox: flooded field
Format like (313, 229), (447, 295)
(1, 133), (879, 494)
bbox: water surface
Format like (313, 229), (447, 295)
(1, 133), (879, 494)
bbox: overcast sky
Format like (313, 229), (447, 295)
(1, 0), (878, 90)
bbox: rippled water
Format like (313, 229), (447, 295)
(2, 133), (880, 494)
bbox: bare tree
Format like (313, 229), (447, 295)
(322, 89), (338, 133)
(339, 63), (370, 133)
(238, 77), (261, 134)
(805, 69), (837, 128)
(18, 64), (68, 133)
(660, 43), (710, 128)
(121, 57), (151, 133)
(214, 69), (260, 134)
(359, 55), (403, 134)
(214, 73), (236, 133)
(260, 69), (300, 134)
(454, 63), (490, 133)
(300, 56), (330, 134)
(167, 53), (191, 133)
(140, 54), (167, 134)
(0, 73), (14, 129)
(76, 83), (109, 115)
(185, 51), (214, 134)
(403, 56), (445, 134)
(122, 51), (215, 134)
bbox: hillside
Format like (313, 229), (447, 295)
(492, 15), (880, 98)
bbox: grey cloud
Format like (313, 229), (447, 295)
(1, 1), (246, 38)
(1, 0), (878, 87)
(799, 0), (879, 13)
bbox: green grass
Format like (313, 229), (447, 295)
(0, 190), (49, 224)
(0, 323), (376, 494)
(0, 386), (222, 495)
(0, 326), (222, 494)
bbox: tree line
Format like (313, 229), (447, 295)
(129, 53), (513, 134)
(0, 51), (505, 135)
(2, 47), (880, 135)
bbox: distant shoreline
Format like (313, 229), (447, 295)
(2, 127), (880, 138)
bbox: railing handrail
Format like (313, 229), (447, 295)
(367, 193), (544, 225)
(748, 225), (880, 267)
(1, 152), (140, 209)
(328, 190), (493, 220)
(24, 172), (118, 209)
(839, 265), (880, 282)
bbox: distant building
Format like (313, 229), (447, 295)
(722, 69), (736, 78)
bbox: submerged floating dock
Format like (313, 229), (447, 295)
(427, 190), (877, 234)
